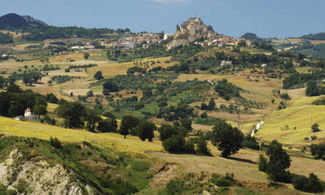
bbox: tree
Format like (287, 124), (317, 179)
(94, 71), (104, 80)
(119, 115), (140, 138)
(6, 84), (22, 93)
(180, 118), (192, 131)
(311, 123), (320, 132)
(85, 109), (101, 131)
(210, 120), (244, 157)
(208, 98), (215, 110)
(259, 140), (291, 182)
(97, 118), (118, 132)
(196, 136), (211, 155)
(0, 92), (10, 116)
(158, 125), (187, 141)
(84, 52), (90, 60)
(56, 102), (86, 128)
(134, 120), (156, 142)
(87, 90), (94, 97)
(102, 80), (118, 95)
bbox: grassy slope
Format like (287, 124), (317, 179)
(257, 94), (325, 146)
(0, 116), (163, 158)
(0, 136), (153, 194)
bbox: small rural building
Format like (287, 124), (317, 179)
(220, 60), (233, 66)
(24, 108), (40, 121)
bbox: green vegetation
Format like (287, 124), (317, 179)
(215, 79), (242, 100)
(210, 120), (244, 157)
(0, 136), (153, 194)
(22, 26), (130, 41)
(258, 140), (291, 182)
(0, 84), (47, 117)
(0, 32), (13, 44)
(301, 32), (325, 40)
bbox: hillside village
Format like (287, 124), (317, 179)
(1, 12), (325, 194)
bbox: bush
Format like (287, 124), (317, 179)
(49, 137), (62, 149)
(166, 180), (184, 195)
(209, 173), (236, 187)
(163, 135), (194, 154)
(310, 144), (325, 160)
(292, 173), (323, 193)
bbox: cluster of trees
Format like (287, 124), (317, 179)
(0, 32), (13, 44)
(159, 124), (210, 155)
(0, 84), (47, 117)
(56, 101), (118, 132)
(215, 79), (242, 100)
(301, 32), (325, 40)
(66, 64), (97, 72)
(282, 71), (323, 90)
(50, 75), (75, 84)
(9, 71), (43, 86)
(306, 81), (325, 96)
(119, 115), (155, 142)
(157, 103), (194, 121)
(22, 26), (130, 41)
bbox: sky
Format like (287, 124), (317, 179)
(1, 0), (324, 38)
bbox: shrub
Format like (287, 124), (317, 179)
(292, 173), (323, 193)
(209, 173), (236, 187)
(312, 123), (321, 132)
(49, 137), (62, 149)
(166, 180), (184, 195)
(163, 135), (194, 154)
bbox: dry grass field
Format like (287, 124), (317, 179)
(0, 116), (163, 157)
(1, 115), (325, 185)
(256, 94), (325, 147)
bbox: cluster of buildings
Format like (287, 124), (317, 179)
(102, 33), (163, 49)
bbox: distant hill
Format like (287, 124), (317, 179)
(300, 32), (325, 40)
(0, 13), (48, 29)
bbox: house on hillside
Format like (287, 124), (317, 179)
(24, 108), (40, 121)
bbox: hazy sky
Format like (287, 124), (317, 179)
(1, 0), (324, 38)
